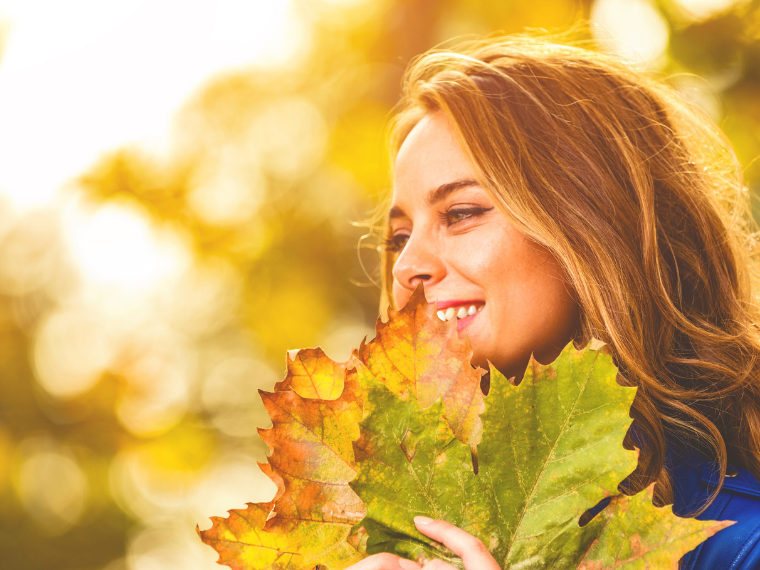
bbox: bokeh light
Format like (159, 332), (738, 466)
(33, 306), (115, 399)
(15, 437), (89, 535)
(672, 0), (751, 22)
(0, 0), (308, 212)
(0, 0), (758, 569)
(249, 97), (330, 180)
(63, 199), (191, 291)
(591, 0), (670, 66)
(187, 151), (267, 227)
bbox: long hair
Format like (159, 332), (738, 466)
(380, 36), (760, 511)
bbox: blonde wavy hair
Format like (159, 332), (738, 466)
(379, 36), (760, 512)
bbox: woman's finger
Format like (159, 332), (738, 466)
(418, 559), (460, 570)
(413, 517), (500, 570)
(345, 553), (421, 570)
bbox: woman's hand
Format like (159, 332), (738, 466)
(346, 517), (501, 569)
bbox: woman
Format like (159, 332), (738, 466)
(350, 37), (760, 569)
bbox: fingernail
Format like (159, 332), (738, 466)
(398, 559), (421, 570)
(414, 516), (433, 525)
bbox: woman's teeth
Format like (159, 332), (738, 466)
(437, 305), (482, 322)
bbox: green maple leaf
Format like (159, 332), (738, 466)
(351, 342), (732, 569)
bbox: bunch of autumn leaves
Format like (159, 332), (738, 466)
(199, 287), (730, 570)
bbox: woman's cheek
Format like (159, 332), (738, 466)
(392, 280), (412, 309)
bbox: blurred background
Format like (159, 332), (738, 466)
(0, 0), (757, 568)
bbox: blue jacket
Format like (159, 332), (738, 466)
(671, 451), (760, 569)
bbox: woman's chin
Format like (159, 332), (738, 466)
(468, 344), (492, 372)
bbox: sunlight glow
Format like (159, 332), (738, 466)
(16, 438), (89, 534)
(33, 307), (114, 399)
(62, 199), (190, 291)
(591, 0), (670, 68)
(0, 0), (308, 211)
(249, 97), (329, 179)
(116, 353), (190, 437)
(187, 149), (267, 226)
(318, 0), (376, 6)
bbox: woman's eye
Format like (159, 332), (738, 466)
(447, 210), (472, 224)
(443, 206), (493, 226)
(383, 234), (409, 253)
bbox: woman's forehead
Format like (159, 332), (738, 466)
(395, 113), (460, 171)
(393, 113), (478, 205)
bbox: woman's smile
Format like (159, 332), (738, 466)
(434, 300), (485, 331)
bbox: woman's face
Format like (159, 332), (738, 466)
(389, 112), (580, 379)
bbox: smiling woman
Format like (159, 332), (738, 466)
(359, 36), (760, 570)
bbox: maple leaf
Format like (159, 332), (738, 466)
(578, 487), (731, 569)
(262, 348), (364, 530)
(198, 347), (367, 569)
(351, 343), (732, 569)
(199, 501), (364, 570)
(274, 347), (347, 400)
(257, 374), (365, 529)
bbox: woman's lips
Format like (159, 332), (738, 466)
(435, 299), (482, 310)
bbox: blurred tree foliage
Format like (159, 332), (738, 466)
(0, 1), (758, 569)
(660, 0), (760, 204)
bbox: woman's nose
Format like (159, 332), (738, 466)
(392, 234), (446, 291)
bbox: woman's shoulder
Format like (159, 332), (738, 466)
(670, 453), (760, 570)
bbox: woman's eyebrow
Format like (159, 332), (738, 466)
(425, 178), (479, 206)
(388, 178), (480, 221)
(388, 205), (406, 220)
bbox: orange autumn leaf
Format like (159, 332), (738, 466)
(274, 347), (347, 400)
(258, 369), (365, 530)
(199, 501), (364, 570)
(198, 355), (366, 570)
